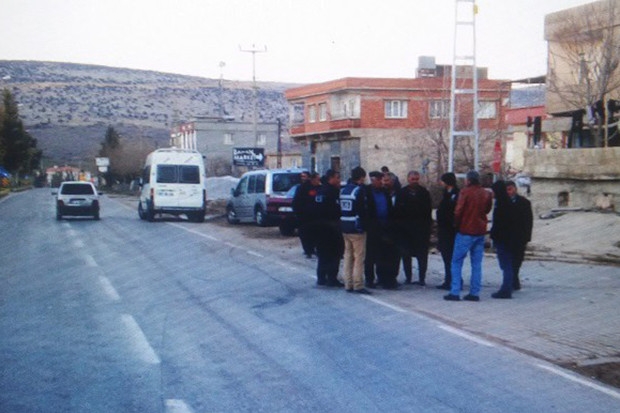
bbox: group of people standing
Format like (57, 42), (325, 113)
(292, 166), (533, 301)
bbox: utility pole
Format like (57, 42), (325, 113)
(218, 61), (226, 119)
(448, 0), (479, 173)
(239, 44), (267, 146)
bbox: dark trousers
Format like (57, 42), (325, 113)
(316, 254), (340, 285)
(495, 241), (514, 294)
(512, 245), (526, 289)
(438, 229), (456, 286)
(402, 245), (429, 283)
(298, 221), (315, 256)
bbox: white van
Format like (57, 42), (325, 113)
(138, 148), (207, 222)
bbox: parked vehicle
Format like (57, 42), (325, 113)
(270, 184), (299, 236)
(226, 168), (306, 228)
(138, 148), (207, 222)
(54, 181), (100, 220)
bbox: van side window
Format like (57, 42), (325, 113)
(142, 166), (151, 184)
(236, 176), (249, 195)
(248, 175), (257, 194)
(180, 165), (200, 184)
(255, 174), (266, 193)
(157, 165), (177, 183)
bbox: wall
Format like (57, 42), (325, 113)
(524, 147), (620, 212)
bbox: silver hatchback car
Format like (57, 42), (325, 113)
(54, 181), (101, 220)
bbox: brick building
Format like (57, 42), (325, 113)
(285, 63), (510, 183)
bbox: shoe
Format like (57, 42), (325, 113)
(317, 279), (326, 286)
(463, 294), (480, 302)
(443, 294), (460, 301)
(513, 284), (521, 291)
(404, 278), (412, 284)
(305, 253), (313, 259)
(346, 288), (354, 293)
(491, 291), (512, 299)
(354, 288), (372, 295)
(412, 281), (426, 286)
(436, 283), (451, 290)
(326, 280), (344, 287)
(366, 282), (376, 289)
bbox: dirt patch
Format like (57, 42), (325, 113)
(565, 362), (620, 389)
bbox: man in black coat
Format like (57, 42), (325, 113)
(436, 172), (459, 290)
(313, 169), (344, 287)
(394, 171), (432, 286)
(505, 180), (533, 291)
(292, 171), (318, 258)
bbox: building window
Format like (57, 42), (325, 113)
(257, 134), (267, 145)
(308, 105), (317, 123)
(429, 100), (449, 119)
(477, 101), (497, 119)
(385, 100), (408, 118)
(319, 103), (328, 121)
(224, 133), (233, 145)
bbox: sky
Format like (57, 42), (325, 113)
(0, 0), (596, 84)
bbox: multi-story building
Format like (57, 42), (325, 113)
(170, 116), (282, 176)
(285, 58), (510, 183)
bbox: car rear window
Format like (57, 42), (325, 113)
(272, 173), (302, 192)
(156, 165), (200, 184)
(61, 183), (94, 195)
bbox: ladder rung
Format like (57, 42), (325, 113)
(452, 131), (476, 137)
(455, 89), (475, 94)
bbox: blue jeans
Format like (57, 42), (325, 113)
(494, 241), (514, 294)
(450, 233), (485, 296)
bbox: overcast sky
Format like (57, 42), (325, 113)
(0, 0), (594, 84)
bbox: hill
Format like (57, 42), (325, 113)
(0, 61), (299, 166)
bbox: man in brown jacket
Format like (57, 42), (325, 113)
(444, 170), (492, 302)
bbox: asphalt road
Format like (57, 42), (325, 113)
(1, 189), (619, 413)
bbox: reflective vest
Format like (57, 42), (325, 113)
(340, 184), (364, 233)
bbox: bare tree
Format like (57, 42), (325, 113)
(546, 0), (620, 147)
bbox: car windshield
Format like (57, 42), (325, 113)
(61, 183), (94, 195)
(272, 173), (302, 193)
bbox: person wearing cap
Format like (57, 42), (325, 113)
(444, 170), (492, 302)
(435, 172), (460, 290)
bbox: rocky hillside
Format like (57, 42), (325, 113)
(0, 61), (298, 165)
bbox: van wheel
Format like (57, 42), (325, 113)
(190, 210), (205, 223)
(255, 207), (267, 227)
(146, 203), (155, 222)
(226, 206), (238, 224)
(138, 202), (146, 220)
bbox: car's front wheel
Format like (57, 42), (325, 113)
(255, 206), (267, 227)
(138, 202), (146, 220)
(226, 206), (238, 224)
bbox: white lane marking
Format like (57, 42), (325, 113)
(98, 276), (120, 301)
(439, 325), (495, 347)
(84, 254), (98, 267)
(362, 296), (408, 313)
(247, 250), (263, 258)
(121, 314), (161, 364)
(167, 222), (219, 241)
(536, 364), (620, 400)
(165, 399), (194, 413)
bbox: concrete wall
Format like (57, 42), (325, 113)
(524, 147), (620, 213)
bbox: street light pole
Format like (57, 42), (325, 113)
(239, 44), (267, 146)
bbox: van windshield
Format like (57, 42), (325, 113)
(272, 173), (302, 193)
(157, 165), (200, 184)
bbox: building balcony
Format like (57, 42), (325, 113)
(290, 118), (361, 137)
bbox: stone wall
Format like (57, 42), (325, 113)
(524, 147), (620, 213)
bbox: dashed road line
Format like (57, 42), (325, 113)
(83, 254), (98, 267)
(165, 399), (194, 413)
(98, 276), (120, 301)
(121, 314), (160, 364)
(247, 250), (264, 258)
(167, 222), (219, 241)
